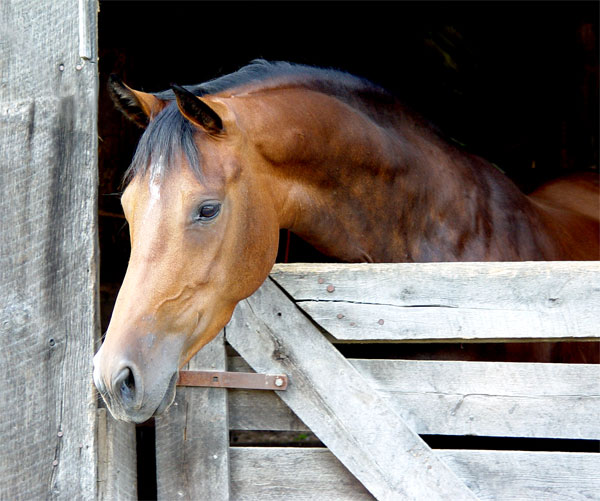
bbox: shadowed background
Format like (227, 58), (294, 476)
(98, 1), (598, 300)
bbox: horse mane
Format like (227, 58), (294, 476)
(124, 60), (423, 184)
(155, 59), (394, 103)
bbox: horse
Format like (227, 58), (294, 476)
(93, 60), (599, 423)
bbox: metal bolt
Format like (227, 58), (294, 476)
(318, 277), (324, 284)
(337, 313), (344, 319)
(75, 63), (83, 71)
(326, 284), (335, 293)
(57, 431), (63, 438)
(58, 64), (65, 72)
(378, 319), (385, 325)
(52, 460), (58, 467)
(275, 378), (284, 387)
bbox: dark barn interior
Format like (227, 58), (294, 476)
(97, 2), (598, 498)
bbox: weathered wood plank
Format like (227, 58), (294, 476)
(230, 447), (600, 501)
(97, 409), (137, 501)
(357, 358), (600, 440)
(229, 391), (309, 433)
(228, 358), (600, 439)
(270, 262), (599, 341)
(227, 278), (479, 500)
(437, 449), (600, 501)
(155, 332), (230, 501)
(0, 1), (101, 499)
(230, 447), (373, 500)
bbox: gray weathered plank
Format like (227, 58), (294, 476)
(231, 447), (373, 500)
(227, 278), (479, 500)
(230, 447), (600, 501)
(228, 358), (600, 439)
(97, 409), (138, 501)
(0, 1), (102, 499)
(437, 449), (600, 501)
(155, 332), (230, 501)
(270, 262), (599, 341)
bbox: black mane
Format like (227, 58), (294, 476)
(156, 59), (391, 101)
(125, 60), (396, 183)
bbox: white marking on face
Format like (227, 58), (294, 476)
(148, 155), (166, 206)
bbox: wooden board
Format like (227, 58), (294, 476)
(227, 278), (479, 500)
(97, 409), (137, 501)
(0, 1), (104, 499)
(230, 447), (600, 500)
(155, 332), (230, 500)
(270, 262), (600, 341)
(228, 358), (600, 439)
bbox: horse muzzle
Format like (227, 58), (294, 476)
(93, 344), (180, 423)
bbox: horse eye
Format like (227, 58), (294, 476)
(196, 202), (221, 221)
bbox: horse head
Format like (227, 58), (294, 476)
(93, 77), (280, 422)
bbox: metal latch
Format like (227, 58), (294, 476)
(177, 371), (288, 391)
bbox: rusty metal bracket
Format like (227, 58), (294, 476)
(177, 370), (288, 391)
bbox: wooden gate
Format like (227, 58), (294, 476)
(154, 261), (600, 500)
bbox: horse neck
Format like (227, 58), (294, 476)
(249, 91), (551, 262)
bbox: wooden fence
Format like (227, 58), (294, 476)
(153, 261), (599, 500)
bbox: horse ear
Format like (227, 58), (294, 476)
(108, 74), (167, 128)
(171, 84), (224, 135)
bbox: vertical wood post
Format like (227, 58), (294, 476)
(155, 332), (231, 500)
(96, 408), (138, 500)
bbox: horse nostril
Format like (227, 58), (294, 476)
(123, 370), (135, 393)
(114, 366), (136, 403)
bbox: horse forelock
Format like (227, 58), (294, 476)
(124, 102), (201, 185)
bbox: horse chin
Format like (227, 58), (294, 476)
(153, 371), (179, 417)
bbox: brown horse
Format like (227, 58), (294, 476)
(93, 60), (599, 422)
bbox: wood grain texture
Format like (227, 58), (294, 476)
(270, 262), (599, 341)
(437, 449), (600, 501)
(228, 357), (600, 439)
(230, 447), (600, 501)
(227, 278), (479, 501)
(0, 1), (101, 499)
(155, 332), (230, 501)
(97, 409), (137, 501)
(230, 447), (373, 500)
